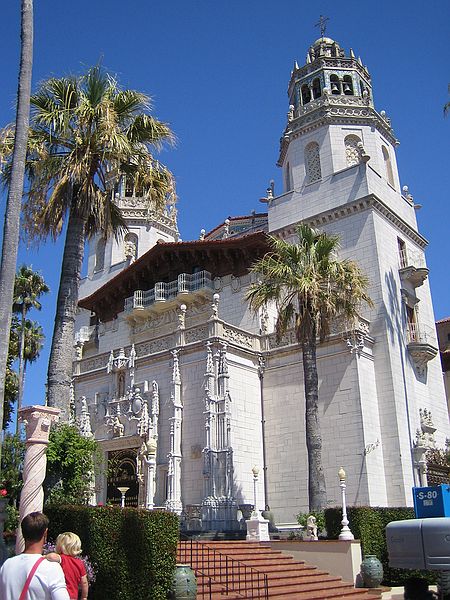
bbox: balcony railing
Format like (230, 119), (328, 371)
(399, 248), (426, 270)
(406, 322), (436, 346)
(124, 270), (213, 313)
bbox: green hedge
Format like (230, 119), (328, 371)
(45, 505), (179, 600)
(324, 506), (435, 586)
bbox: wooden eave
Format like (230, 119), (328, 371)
(79, 231), (269, 321)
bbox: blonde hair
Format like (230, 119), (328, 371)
(55, 532), (82, 556)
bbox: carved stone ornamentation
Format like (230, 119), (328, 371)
(413, 408), (438, 486)
(78, 396), (93, 438)
(210, 293), (220, 320)
(177, 304), (187, 330)
(106, 415), (124, 437)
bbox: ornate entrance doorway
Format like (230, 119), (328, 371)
(107, 448), (139, 507)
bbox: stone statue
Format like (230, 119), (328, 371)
(107, 415), (124, 437)
(306, 515), (318, 541)
(137, 398), (149, 438)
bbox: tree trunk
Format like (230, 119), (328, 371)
(46, 210), (85, 420)
(302, 325), (327, 512)
(16, 303), (27, 433)
(0, 0), (33, 445)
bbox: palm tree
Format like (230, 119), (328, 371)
(21, 67), (175, 419)
(0, 0), (33, 461)
(19, 319), (44, 412)
(246, 223), (372, 511)
(13, 265), (49, 431)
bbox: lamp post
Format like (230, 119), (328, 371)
(338, 467), (354, 540)
(117, 486), (130, 509)
(252, 466), (259, 518)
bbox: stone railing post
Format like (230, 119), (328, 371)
(16, 406), (60, 553)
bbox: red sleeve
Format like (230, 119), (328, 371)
(76, 557), (87, 577)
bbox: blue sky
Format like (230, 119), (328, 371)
(1, 0), (449, 411)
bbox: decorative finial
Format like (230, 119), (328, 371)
(315, 14), (329, 38)
(294, 60), (299, 70)
(199, 228), (205, 240)
(350, 48), (355, 58)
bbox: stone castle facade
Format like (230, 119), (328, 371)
(72, 36), (449, 528)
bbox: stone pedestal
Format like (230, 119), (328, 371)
(246, 514), (270, 542)
(16, 405), (60, 553)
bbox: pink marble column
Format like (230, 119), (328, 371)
(16, 406), (60, 553)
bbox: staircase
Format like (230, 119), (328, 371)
(177, 540), (383, 599)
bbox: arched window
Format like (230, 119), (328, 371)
(124, 232), (138, 262)
(285, 162), (292, 191)
(343, 75), (354, 95)
(344, 135), (362, 167)
(305, 142), (322, 183)
(312, 78), (322, 99)
(95, 238), (106, 272)
(301, 84), (311, 105)
(330, 74), (341, 95)
(382, 146), (395, 187)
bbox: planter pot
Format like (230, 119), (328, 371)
(360, 554), (383, 588)
(171, 564), (197, 600)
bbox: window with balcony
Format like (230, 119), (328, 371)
(398, 238), (406, 268)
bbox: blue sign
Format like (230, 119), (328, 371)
(413, 485), (450, 518)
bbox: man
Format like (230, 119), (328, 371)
(0, 512), (70, 600)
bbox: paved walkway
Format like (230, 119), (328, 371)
(381, 586), (438, 599)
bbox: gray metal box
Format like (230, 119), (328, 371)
(386, 518), (450, 571)
(422, 517), (450, 570)
(386, 519), (425, 569)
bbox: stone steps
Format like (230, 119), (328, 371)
(177, 540), (382, 599)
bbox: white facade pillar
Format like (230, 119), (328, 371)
(165, 350), (183, 514)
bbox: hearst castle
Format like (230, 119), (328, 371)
(72, 35), (449, 529)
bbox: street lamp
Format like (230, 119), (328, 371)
(117, 486), (130, 509)
(252, 466), (259, 518)
(338, 467), (354, 540)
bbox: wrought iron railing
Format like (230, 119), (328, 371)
(178, 536), (269, 599)
(124, 270), (213, 313)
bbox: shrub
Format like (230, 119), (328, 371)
(5, 504), (19, 533)
(45, 424), (101, 505)
(45, 505), (179, 600)
(324, 506), (435, 586)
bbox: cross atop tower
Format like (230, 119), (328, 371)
(315, 14), (329, 38)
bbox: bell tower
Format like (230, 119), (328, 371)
(266, 34), (447, 507)
(269, 35), (406, 233)
(81, 176), (179, 299)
